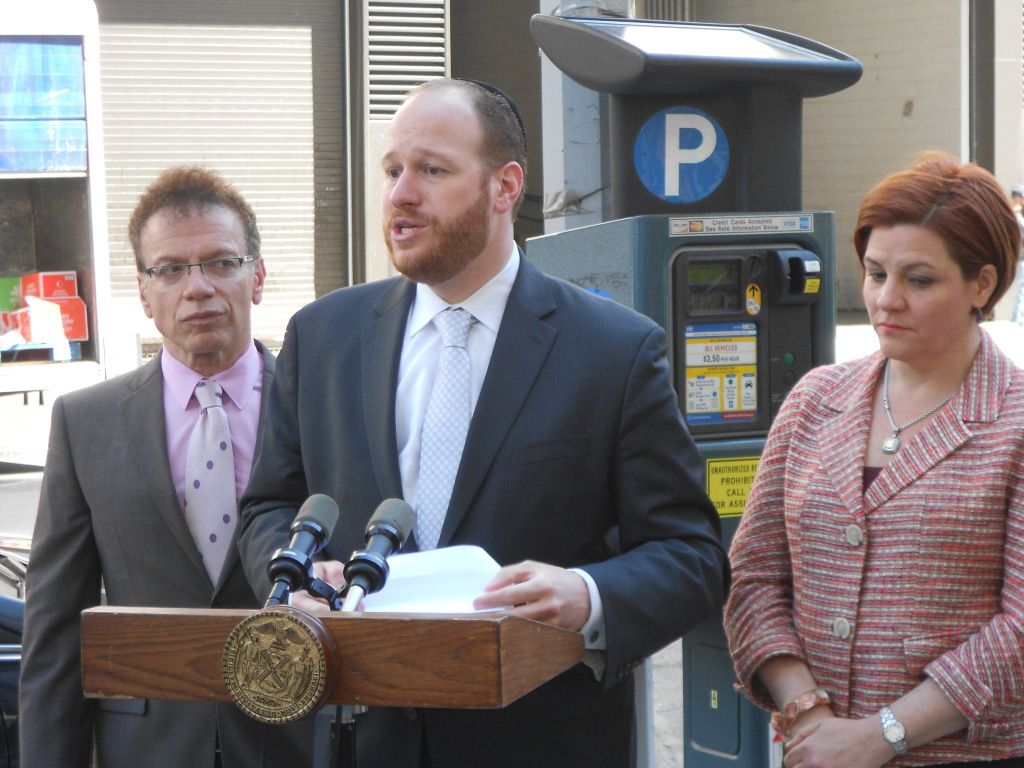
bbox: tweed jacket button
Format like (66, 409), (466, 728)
(845, 524), (864, 546)
(832, 617), (851, 639)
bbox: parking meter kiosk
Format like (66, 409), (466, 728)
(530, 213), (835, 437)
(528, 15), (861, 768)
(530, 15), (861, 218)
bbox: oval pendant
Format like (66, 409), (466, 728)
(882, 435), (901, 454)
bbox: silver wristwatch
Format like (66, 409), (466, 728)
(879, 706), (908, 755)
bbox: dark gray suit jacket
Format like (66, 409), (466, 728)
(240, 258), (728, 768)
(19, 343), (314, 768)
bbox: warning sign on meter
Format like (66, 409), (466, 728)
(706, 456), (760, 517)
(685, 322), (757, 424)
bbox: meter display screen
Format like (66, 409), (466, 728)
(688, 262), (740, 313)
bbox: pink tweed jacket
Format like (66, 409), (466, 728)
(724, 330), (1024, 765)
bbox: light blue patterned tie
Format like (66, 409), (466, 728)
(184, 378), (236, 583)
(416, 308), (474, 550)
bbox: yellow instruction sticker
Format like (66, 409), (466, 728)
(745, 284), (762, 315)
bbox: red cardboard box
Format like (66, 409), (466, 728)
(50, 296), (89, 341)
(21, 271), (79, 299)
(9, 296), (88, 343)
(9, 307), (35, 342)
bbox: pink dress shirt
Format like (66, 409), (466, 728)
(160, 341), (263, 510)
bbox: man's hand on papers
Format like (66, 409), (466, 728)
(289, 559), (346, 612)
(473, 560), (590, 631)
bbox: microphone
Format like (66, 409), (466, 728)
(340, 499), (415, 612)
(264, 494), (339, 608)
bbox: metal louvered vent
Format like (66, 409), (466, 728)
(633, 0), (690, 21)
(367, 0), (448, 120)
(99, 22), (317, 341)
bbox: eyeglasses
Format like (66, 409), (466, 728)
(141, 255), (260, 285)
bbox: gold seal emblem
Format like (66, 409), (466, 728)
(222, 607), (336, 723)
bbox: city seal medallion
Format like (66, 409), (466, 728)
(222, 606), (337, 723)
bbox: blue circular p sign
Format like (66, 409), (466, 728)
(633, 106), (729, 204)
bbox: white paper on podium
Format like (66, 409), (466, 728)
(360, 545), (502, 613)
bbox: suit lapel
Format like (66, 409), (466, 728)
(865, 333), (1003, 513)
(817, 358), (879, 523)
(864, 407), (971, 512)
(363, 279), (414, 501)
(123, 355), (209, 579)
(438, 260), (558, 546)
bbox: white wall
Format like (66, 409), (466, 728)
(992, 0), (1024, 321)
(98, 22), (316, 373)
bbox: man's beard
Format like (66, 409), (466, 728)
(385, 186), (491, 286)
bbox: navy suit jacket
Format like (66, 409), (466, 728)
(239, 257), (727, 768)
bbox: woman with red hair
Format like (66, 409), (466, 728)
(725, 152), (1024, 767)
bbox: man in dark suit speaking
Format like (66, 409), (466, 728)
(19, 167), (312, 767)
(239, 79), (727, 767)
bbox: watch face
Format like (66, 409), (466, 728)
(884, 723), (906, 742)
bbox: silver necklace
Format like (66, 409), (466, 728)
(880, 359), (955, 454)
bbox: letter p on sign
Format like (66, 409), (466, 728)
(633, 106), (730, 204)
(664, 113), (716, 196)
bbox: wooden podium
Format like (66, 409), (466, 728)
(80, 606), (584, 713)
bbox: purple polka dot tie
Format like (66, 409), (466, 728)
(416, 307), (474, 550)
(184, 378), (236, 584)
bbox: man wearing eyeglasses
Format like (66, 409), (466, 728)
(19, 166), (313, 767)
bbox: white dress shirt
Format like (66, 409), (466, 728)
(395, 245), (518, 501)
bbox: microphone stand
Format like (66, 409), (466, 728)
(303, 577), (363, 768)
(301, 500), (413, 768)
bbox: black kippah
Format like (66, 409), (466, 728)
(458, 78), (527, 154)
